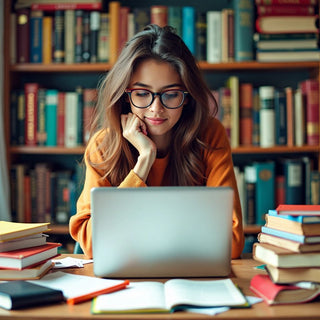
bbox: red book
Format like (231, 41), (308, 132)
(300, 79), (319, 146)
(285, 87), (294, 147)
(57, 92), (65, 147)
(24, 83), (39, 146)
(250, 274), (320, 305)
(151, 5), (168, 27)
(16, 9), (30, 63)
(276, 204), (320, 215)
(0, 243), (61, 270)
(239, 83), (253, 146)
(255, 0), (318, 5)
(257, 5), (315, 16)
(31, 3), (102, 11)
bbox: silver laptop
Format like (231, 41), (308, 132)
(91, 186), (234, 278)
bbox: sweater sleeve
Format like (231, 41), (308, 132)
(204, 118), (245, 259)
(69, 132), (147, 258)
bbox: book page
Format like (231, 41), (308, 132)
(164, 278), (247, 309)
(93, 282), (167, 313)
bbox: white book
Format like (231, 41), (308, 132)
(226, 76), (239, 148)
(294, 88), (305, 147)
(206, 11), (221, 63)
(64, 10), (75, 64)
(65, 92), (79, 148)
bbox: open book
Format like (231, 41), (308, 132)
(92, 278), (247, 314)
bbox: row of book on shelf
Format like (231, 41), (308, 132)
(11, 76), (319, 149)
(250, 204), (320, 305)
(10, 162), (83, 225)
(10, 84), (98, 147)
(234, 157), (320, 227)
(214, 77), (319, 149)
(12, 0), (320, 65)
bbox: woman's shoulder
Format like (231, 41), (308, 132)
(202, 117), (230, 148)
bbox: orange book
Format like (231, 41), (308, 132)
(118, 6), (129, 54)
(42, 16), (52, 64)
(109, 1), (120, 65)
(285, 87), (294, 147)
(239, 83), (253, 146)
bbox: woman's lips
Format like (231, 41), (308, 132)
(146, 117), (167, 125)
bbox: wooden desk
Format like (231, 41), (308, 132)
(1, 255), (319, 320)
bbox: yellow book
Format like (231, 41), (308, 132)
(0, 221), (49, 242)
(109, 1), (120, 65)
(42, 16), (53, 64)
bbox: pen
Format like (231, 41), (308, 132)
(66, 280), (130, 305)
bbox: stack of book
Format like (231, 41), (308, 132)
(250, 204), (320, 305)
(254, 0), (320, 62)
(0, 221), (61, 280)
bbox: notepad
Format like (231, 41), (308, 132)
(91, 278), (248, 314)
(29, 271), (129, 304)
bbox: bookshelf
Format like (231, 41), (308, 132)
(3, 0), (320, 252)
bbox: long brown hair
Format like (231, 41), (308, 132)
(88, 24), (218, 186)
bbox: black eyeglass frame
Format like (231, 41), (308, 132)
(125, 88), (189, 109)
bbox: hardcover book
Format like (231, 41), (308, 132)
(29, 10), (43, 63)
(182, 6), (195, 55)
(45, 89), (58, 147)
(16, 8), (30, 63)
(239, 83), (253, 146)
(276, 204), (320, 216)
(268, 209), (320, 223)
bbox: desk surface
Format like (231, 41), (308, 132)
(1, 255), (319, 320)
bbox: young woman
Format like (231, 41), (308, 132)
(69, 24), (244, 259)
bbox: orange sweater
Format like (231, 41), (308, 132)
(69, 118), (244, 258)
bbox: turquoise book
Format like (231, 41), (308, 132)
(268, 209), (320, 223)
(254, 161), (275, 225)
(233, 0), (254, 61)
(182, 6), (195, 55)
(45, 89), (58, 146)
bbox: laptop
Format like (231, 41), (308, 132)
(91, 186), (234, 278)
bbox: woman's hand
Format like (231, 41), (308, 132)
(121, 113), (157, 182)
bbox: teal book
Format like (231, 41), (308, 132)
(233, 0), (254, 61)
(261, 226), (320, 244)
(254, 161), (275, 225)
(45, 89), (58, 146)
(168, 6), (182, 37)
(268, 209), (320, 223)
(182, 6), (195, 55)
(30, 10), (43, 63)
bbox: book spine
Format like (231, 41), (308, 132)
(109, 1), (120, 65)
(17, 91), (25, 145)
(294, 88), (305, 147)
(65, 92), (78, 148)
(83, 88), (97, 144)
(300, 79), (319, 146)
(234, 0), (254, 61)
(310, 171), (320, 205)
(37, 88), (47, 146)
(10, 13), (17, 64)
(274, 89), (287, 146)
(227, 76), (240, 148)
(257, 5), (315, 15)
(76, 87), (84, 146)
(45, 89), (58, 147)
(16, 9), (30, 63)
(55, 171), (72, 224)
(255, 161), (275, 225)
(57, 92), (65, 147)
(98, 13), (109, 62)
(30, 10), (43, 63)
(285, 87), (295, 147)
(252, 88), (260, 146)
(151, 5), (168, 27)
(31, 3), (102, 11)
(10, 91), (19, 146)
(35, 163), (49, 223)
(24, 83), (39, 146)
(75, 10), (83, 63)
(255, 0), (317, 5)
(42, 16), (53, 64)
(90, 11), (100, 62)
(64, 10), (75, 64)
(168, 6), (182, 37)
(275, 175), (285, 206)
(239, 83), (253, 146)
(195, 12), (207, 62)
(118, 7), (129, 55)
(82, 11), (91, 62)
(244, 165), (256, 225)
(53, 10), (65, 63)
(218, 87), (231, 143)
(227, 9), (234, 62)
(206, 11), (221, 63)
(182, 6), (195, 55)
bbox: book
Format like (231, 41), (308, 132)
(0, 234), (47, 252)
(268, 209), (320, 223)
(259, 86), (275, 147)
(45, 89), (58, 146)
(64, 92), (79, 147)
(258, 232), (320, 253)
(16, 8), (30, 63)
(264, 213), (320, 236)
(221, 8), (234, 62)
(98, 13), (109, 62)
(285, 86), (294, 147)
(90, 11), (100, 62)
(252, 88), (260, 146)
(253, 242), (320, 268)
(250, 274), (320, 305)
(255, 0), (318, 6)
(75, 10), (83, 63)
(29, 10), (43, 63)
(30, 271), (129, 305)
(64, 9), (75, 64)
(82, 11), (90, 62)
(218, 87), (231, 142)
(168, 6), (182, 37)
(276, 204), (320, 216)
(0, 259), (52, 280)
(31, 2), (102, 11)
(261, 226), (320, 243)
(0, 280), (64, 310)
(226, 76), (239, 148)
(256, 15), (319, 34)
(195, 12), (207, 62)
(239, 83), (253, 146)
(53, 10), (65, 62)
(294, 88), (305, 147)
(206, 11), (221, 63)
(0, 221), (49, 241)
(182, 6), (195, 55)
(83, 88), (97, 144)
(256, 49), (320, 62)
(233, 0), (254, 61)
(42, 16), (53, 64)
(91, 278), (247, 314)
(57, 92), (65, 146)
(37, 88), (47, 146)
(256, 5), (316, 16)
(0, 242), (61, 270)
(274, 89), (287, 146)
(266, 264), (320, 284)
(150, 5), (168, 27)
(244, 165), (256, 225)
(109, 1), (120, 65)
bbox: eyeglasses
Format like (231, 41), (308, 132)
(125, 88), (189, 109)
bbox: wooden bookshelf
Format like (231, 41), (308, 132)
(3, 0), (320, 252)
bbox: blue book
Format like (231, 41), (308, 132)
(45, 90), (58, 146)
(30, 10), (43, 63)
(261, 226), (320, 244)
(182, 6), (195, 55)
(268, 209), (320, 224)
(233, 0), (254, 61)
(254, 161), (275, 225)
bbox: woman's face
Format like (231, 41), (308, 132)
(127, 59), (187, 139)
